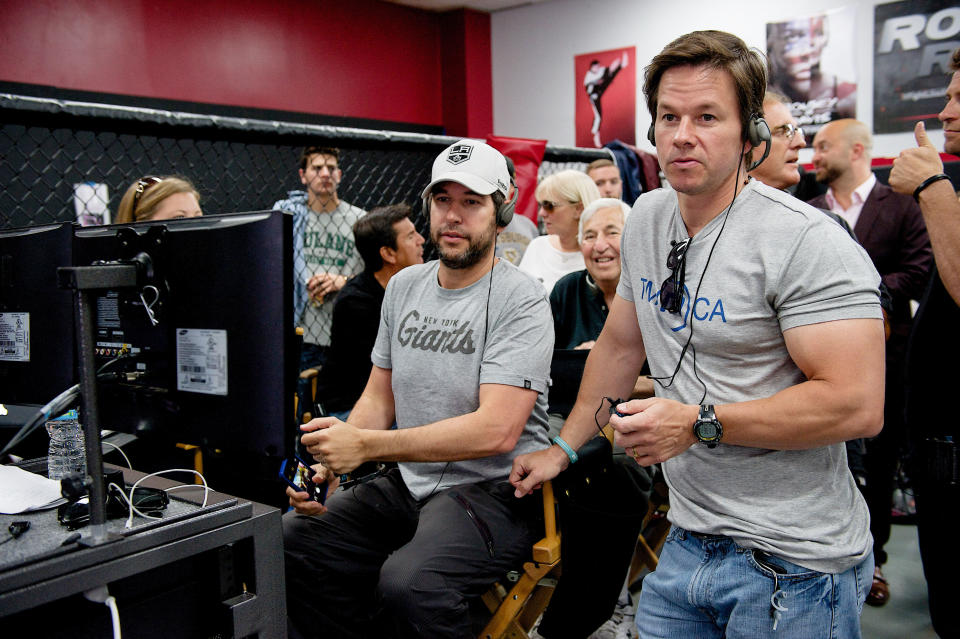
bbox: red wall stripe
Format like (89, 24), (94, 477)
(0, 0), (494, 130)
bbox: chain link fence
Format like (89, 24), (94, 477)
(0, 93), (607, 347)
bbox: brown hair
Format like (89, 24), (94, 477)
(115, 176), (200, 224)
(644, 30), (767, 142)
(299, 146), (340, 171)
(952, 47), (960, 72)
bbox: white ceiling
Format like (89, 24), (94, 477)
(383, 0), (550, 13)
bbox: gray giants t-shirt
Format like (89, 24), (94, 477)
(371, 259), (553, 500)
(618, 179), (882, 573)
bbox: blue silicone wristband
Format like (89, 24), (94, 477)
(552, 436), (578, 464)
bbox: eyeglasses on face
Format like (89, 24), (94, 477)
(659, 238), (690, 314)
(772, 123), (804, 140)
(132, 175), (163, 213)
(538, 199), (576, 213)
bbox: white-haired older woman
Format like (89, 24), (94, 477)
(518, 169), (600, 292)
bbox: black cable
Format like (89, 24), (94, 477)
(348, 215), (498, 506)
(0, 385), (79, 457)
(424, 215), (498, 502)
(651, 148), (747, 404)
(424, 227), (496, 502)
(1, 353), (138, 457)
(595, 397), (613, 436)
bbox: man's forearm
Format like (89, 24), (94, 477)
(359, 413), (507, 463)
(346, 366), (396, 431)
(346, 392), (394, 431)
(359, 386), (538, 463)
(714, 376), (883, 450)
(917, 181), (960, 304)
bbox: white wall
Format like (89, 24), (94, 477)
(491, 0), (948, 162)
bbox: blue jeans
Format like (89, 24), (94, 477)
(636, 526), (872, 639)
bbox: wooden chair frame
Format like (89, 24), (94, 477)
(628, 474), (670, 588)
(479, 481), (561, 639)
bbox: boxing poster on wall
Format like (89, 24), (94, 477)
(575, 46), (636, 148)
(874, 1), (958, 134)
(766, 8), (857, 144)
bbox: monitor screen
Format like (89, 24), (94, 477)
(0, 222), (76, 406)
(72, 210), (295, 458)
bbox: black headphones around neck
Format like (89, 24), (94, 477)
(647, 114), (771, 172)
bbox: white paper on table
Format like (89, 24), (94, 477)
(0, 464), (66, 513)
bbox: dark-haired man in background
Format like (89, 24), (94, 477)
(513, 30), (884, 638)
(315, 204), (424, 420)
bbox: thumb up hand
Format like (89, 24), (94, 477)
(890, 121), (944, 196)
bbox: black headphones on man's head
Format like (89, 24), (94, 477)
(422, 179), (518, 228)
(647, 114), (771, 172)
(496, 183), (517, 227)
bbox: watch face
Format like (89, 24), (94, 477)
(697, 421), (720, 441)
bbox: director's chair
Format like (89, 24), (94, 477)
(479, 481), (561, 639)
(629, 470), (670, 587)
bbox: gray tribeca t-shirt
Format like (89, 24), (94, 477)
(371, 259), (553, 500)
(618, 179), (881, 573)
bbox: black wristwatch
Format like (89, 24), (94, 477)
(693, 404), (723, 448)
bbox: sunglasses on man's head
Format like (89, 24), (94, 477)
(659, 238), (690, 314)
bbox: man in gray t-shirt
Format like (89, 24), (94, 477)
(282, 140), (552, 639)
(512, 31), (884, 639)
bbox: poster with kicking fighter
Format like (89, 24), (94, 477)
(575, 46), (636, 148)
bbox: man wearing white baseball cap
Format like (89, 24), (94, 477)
(283, 140), (554, 639)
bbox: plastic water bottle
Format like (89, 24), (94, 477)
(46, 409), (86, 481)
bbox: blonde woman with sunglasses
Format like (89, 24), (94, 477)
(518, 169), (600, 293)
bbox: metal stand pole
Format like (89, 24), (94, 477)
(72, 286), (116, 545)
(59, 262), (139, 547)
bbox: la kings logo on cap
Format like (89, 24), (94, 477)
(446, 144), (473, 165)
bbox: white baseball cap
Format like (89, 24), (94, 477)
(421, 140), (510, 200)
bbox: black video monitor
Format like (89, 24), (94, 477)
(72, 210), (296, 458)
(0, 222), (76, 406)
